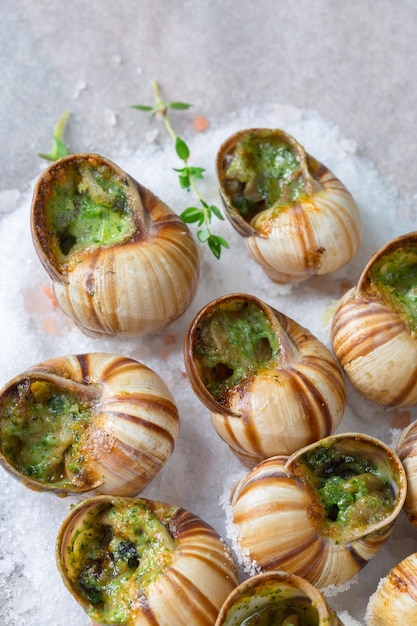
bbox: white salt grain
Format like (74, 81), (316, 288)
(0, 188), (21, 214)
(1, 103), (417, 625)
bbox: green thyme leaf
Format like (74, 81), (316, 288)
(197, 228), (211, 242)
(180, 207), (203, 223)
(210, 204), (225, 220)
(169, 101), (192, 110)
(175, 136), (190, 161)
(38, 110), (71, 162)
(132, 80), (229, 259)
(208, 235), (229, 259)
(131, 104), (155, 112)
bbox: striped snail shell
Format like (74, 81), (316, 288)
(184, 292), (345, 467)
(366, 552), (417, 625)
(227, 432), (406, 589)
(396, 419), (417, 526)
(332, 232), (417, 407)
(215, 570), (344, 626)
(216, 128), (362, 284)
(31, 153), (200, 337)
(56, 495), (238, 625)
(0, 353), (179, 496)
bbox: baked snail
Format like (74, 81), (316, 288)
(227, 432), (406, 589)
(215, 570), (344, 626)
(0, 353), (179, 496)
(216, 128), (362, 284)
(184, 292), (345, 466)
(366, 552), (417, 625)
(31, 153), (200, 337)
(56, 495), (238, 625)
(332, 232), (417, 407)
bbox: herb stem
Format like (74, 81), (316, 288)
(151, 80), (177, 143)
(132, 81), (229, 259)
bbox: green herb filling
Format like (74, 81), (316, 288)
(46, 162), (135, 259)
(369, 245), (417, 328)
(67, 501), (177, 623)
(0, 380), (94, 487)
(299, 444), (396, 540)
(222, 131), (308, 221)
(238, 599), (319, 625)
(193, 300), (280, 403)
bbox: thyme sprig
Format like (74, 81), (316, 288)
(38, 110), (71, 162)
(132, 80), (229, 259)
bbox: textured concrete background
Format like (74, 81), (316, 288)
(1, 0), (417, 202)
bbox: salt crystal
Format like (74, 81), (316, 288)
(73, 79), (87, 98)
(0, 189), (21, 214)
(104, 108), (118, 126)
(1, 103), (417, 625)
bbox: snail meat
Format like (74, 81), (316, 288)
(228, 433), (406, 588)
(216, 128), (362, 284)
(0, 353), (179, 496)
(31, 153), (200, 337)
(332, 232), (417, 407)
(184, 293), (345, 466)
(57, 495), (238, 625)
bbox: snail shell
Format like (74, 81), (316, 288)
(0, 353), (179, 496)
(184, 292), (345, 467)
(56, 495), (238, 625)
(396, 419), (417, 526)
(215, 570), (344, 626)
(365, 552), (417, 625)
(228, 432), (406, 589)
(332, 232), (417, 407)
(31, 153), (200, 337)
(216, 128), (362, 284)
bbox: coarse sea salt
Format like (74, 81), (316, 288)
(0, 103), (416, 625)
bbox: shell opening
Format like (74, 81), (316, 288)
(366, 243), (417, 328)
(192, 298), (280, 405)
(217, 573), (330, 626)
(291, 439), (399, 543)
(0, 377), (101, 490)
(225, 598), (318, 625)
(44, 159), (136, 266)
(62, 499), (177, 623)
(219, 129), (313, 223)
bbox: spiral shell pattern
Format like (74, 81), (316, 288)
(366, 553), (417, 625)
(331, 233), (417, 407)
(216, 128), (362, 284)
(396, 420), (417, 526)
(247, 166), (362, 284)
(184, 293), (345, 467)
(57, 495), (238, 625)
(0, 353), (179, 496)
(31, 153), (200, 337)
(228, 433), (406, 589)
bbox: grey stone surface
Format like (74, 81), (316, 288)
(1, 0), (417, 200)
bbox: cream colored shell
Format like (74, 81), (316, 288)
(215, 571), (344, 626)
(0, 353), (179, 496)
(396, 419), (417, 526)
(184, 293), (345, 467)
(332, 232), (417, 407)
(57, 495), (239, 626)
(31, 153), (200, 337)
(366, 553), (417, 625)
(216, 128), (362, 284)
(228, 433), (407, 589)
